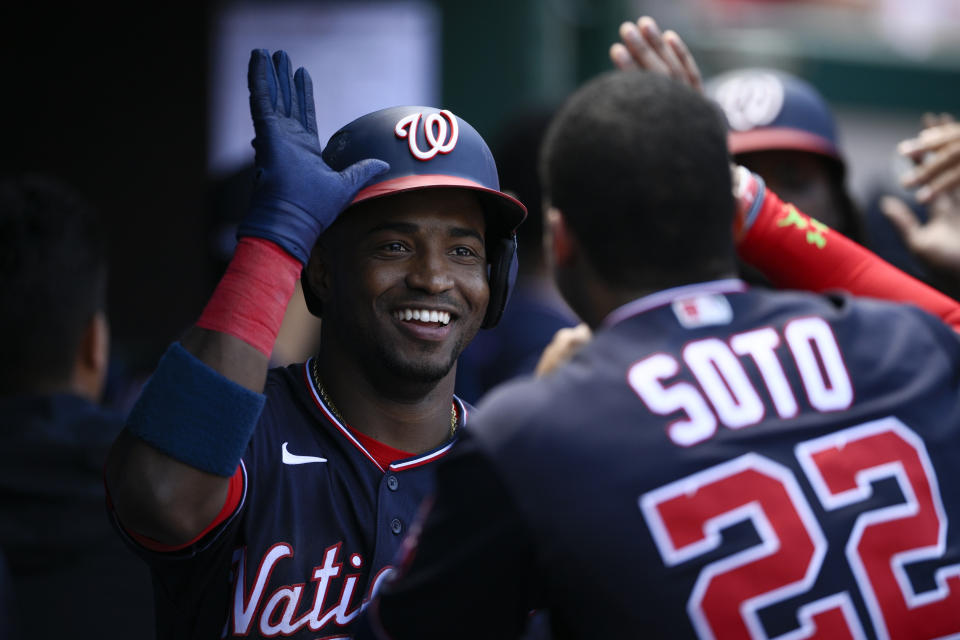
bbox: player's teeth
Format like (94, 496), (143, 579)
(396, 309), (451, 324)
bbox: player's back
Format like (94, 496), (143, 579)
(469, 281), (960, 639)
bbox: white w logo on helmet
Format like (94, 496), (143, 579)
(394, 110), (460, 161)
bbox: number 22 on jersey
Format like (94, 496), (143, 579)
(629, 318), (960, 639)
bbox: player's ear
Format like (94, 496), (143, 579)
(546, 206), (577, 268)
(304, 238), (334, 304)
(74, 310), (110, 402)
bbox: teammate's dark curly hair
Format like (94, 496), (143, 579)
(540, 70), (737, 290)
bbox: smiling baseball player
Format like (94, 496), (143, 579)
(104, 49), (525, 639)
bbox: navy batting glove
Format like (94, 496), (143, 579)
(239, 49), (390, 265)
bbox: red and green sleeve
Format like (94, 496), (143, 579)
(736, 184), (960, 332)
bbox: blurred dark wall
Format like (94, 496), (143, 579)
(2, 4), (212, 372)
(436, 0), (631, 144)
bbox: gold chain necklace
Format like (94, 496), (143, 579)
(310, 358), (458, 439)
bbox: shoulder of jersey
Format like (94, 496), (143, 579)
(263, 362), (306, 387)
(760, 288), (960, 365)
(469, 351), (595, 445)
(259, 363), (315, 413)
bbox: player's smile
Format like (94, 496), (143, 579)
(390, 306), (455, 342)
(391, 308), (452, 325)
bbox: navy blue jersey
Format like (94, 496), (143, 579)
(114, 358), (468, 639)
(456, 279), (578, 404)
(357, 279), (960, 640)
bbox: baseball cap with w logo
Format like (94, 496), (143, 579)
(309, 106), (528, 329)
(704, 68), (843, 164)
(322, 106), (527, 236)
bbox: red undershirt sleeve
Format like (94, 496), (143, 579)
(737, 187), (960, 332)
(106, 463), (246, 553)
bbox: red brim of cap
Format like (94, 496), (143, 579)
(352, 174), (528, 233)
(728, 128), (841, 161)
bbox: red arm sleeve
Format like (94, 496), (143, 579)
(736, 187), (960, 332)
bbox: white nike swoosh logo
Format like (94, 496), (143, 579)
(281, 442), (327, 465)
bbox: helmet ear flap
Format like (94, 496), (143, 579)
(482, 234), (518, 329)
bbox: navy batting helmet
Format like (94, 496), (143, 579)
(303, 105), (527, 329)
(705, 68), (844, 166)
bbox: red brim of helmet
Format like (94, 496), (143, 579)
(352, 174), (528, 233)
(728, 128), (841, 161)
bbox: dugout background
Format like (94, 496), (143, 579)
(4, 0), (960, 411)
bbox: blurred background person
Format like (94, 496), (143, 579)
(0, 173), (154, 639)
(704, 66), (865, 243)
(455, 106), (579, 405)
(610, 8), (960, 295)
(686, 0), (960, 297)
(612, 17), (864, 284)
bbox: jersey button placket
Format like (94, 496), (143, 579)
(387, 475), (399, 491)
(390, 518), (403, 535)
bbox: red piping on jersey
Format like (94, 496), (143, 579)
(351, 429), (414, 469)
(602, 279), (748, 329)
(302, 360), (463, 473)
(388, 397), (465, 470)
(302, 361), (386, 472)
(389, 440), (456, 471)
(113, 460), (247, 553)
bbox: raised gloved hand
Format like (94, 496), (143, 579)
(239, 49), (390, 265)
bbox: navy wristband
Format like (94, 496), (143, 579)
(125, 342), (266, 477)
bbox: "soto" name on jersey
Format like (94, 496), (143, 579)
(628, 316), (852, 447)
